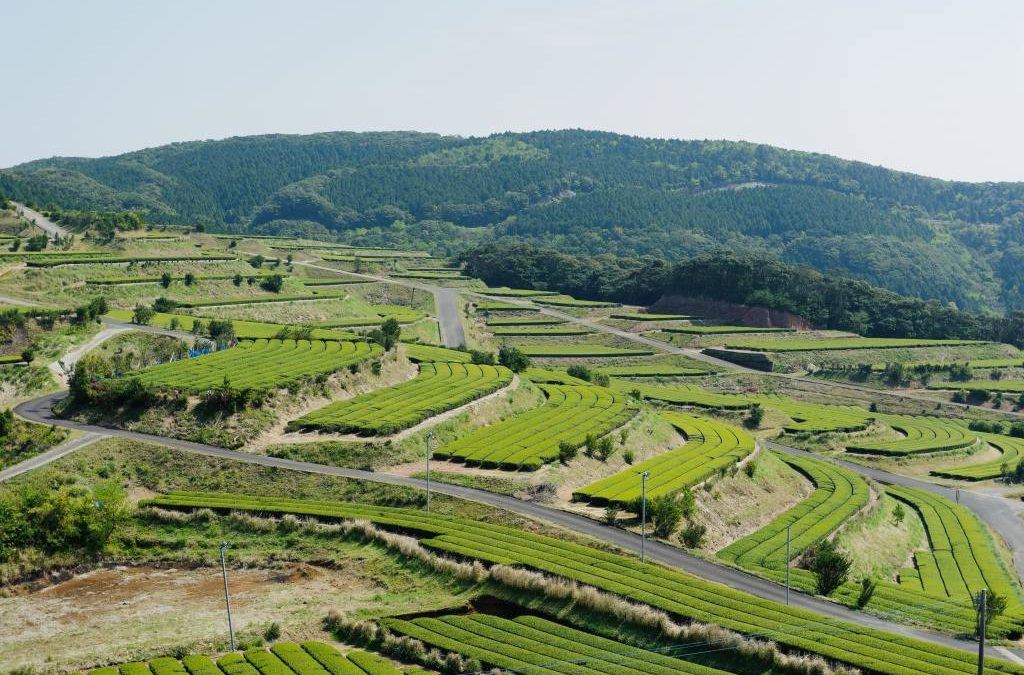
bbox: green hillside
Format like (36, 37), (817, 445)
(5, 129), (1024, 309)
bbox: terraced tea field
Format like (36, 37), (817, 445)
(148, 492), (1024, 675)
(435, 384), (637, 469)
(928, 379), (1024, 392)
(609, 312), (693, 321)
(846, 415), (978, 456)
(289, 362), (513, 434)
(573, 411), (755, 505)
(87, 642), (400, 675)
(888, 485), (1023, 613)
(596, 364), (708, 377)
(718, 453), (869, 571)
(384, 613), (730, 675)
(128, 338), (380, 392)
(725, 337), (989, 352)
(532, 295), (621, 308)
(489, 325), (593, 336)
(931, 432), (1024, 480)
(664, 325), (795, 334)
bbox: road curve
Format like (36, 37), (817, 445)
(10, 201), (69, 239)
(0, 431), (106, 482)
(10, 389), (1000, 657)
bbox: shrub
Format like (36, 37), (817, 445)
(594, 436), (615, 461)
(566, 364), (592, 381)
(603, 505), (618, 524)
(558, 440), (577, 464)
(260, 274), (285, 293)
(679, 487), (696, 519)
(160, 272), (172, 288)
(744, 403), (765, 428)
(744, 459), (757, 478)
(183, 272), (196, 286)
(648, 494), (684, 537)
(622, 448), (635, 464)
(132, 304), (155, 325)
(469, 349), (495, 365)
(679, 520), (707, 548)
(263, 622), (281, 641)
(152, 296), (178, 313)
(975, 590), (1009, 637)
(233, 273), (243, 286)
(807, 539), (852, 596)
(497, 344), (530, 372)
(892, 503), (905, 525)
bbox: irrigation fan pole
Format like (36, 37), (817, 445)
(979, 589), (987, 675)
(426, 433), (434, 513)
(786, 524), (792, 605)
(220, 542), (236, 651)
(640, 471), (650, 562)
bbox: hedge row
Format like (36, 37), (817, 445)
(518, 345), (654, 358)
(25, 255), (235, 267)
(574, 411), (755, 506)
(931, 432), (1024, 480)
(88, 642), (395, 675)
(725, 337), (989, 352)
(847, 415), (979, 456)
(490, 326), (593, 336)
(289, 362), (513, 435)
(104, 310), (357, 341)
(384, 613), (729, 675)
(144, 492), (1024, 675)
(435, 384), (638, 470)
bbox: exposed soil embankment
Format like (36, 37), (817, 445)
(652, 295), (813, 329)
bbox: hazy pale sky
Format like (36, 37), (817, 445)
(4, 0), (1022, 181)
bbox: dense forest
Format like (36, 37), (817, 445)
(4, 130), (1024, 310)
(460, 241), (1024, 349)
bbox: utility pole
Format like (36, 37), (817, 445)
(786, 524), (792, 606)
(956, 488), (961, 505)
(978, 589), (987, 675)
(640, 471), (650, 562)
(426, 433), (434, 513)
(220, 542), (235, 651)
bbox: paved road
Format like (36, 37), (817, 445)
(0, 431), (106, 482)
(8, 390), (1004, 657)
(49, 325), (131, 385)
(11, 201), (69, 239)
(767, 439), (1024, 580)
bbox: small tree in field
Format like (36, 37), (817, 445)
(132, 304), (155, 325)
(807, 539), (852, 596)
(647, 494), (684, 537)
(160, 272), (173, 289)
(498, 345), (530, 373)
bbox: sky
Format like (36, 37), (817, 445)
(3, 0), (1022, 182)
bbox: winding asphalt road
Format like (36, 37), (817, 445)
(10, 201), (69, 239)
(6, 389), (997, 656)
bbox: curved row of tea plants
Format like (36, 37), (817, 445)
(846, 415), (978, 456)
(145, 492), (1024, 675)
(87, 641), (399, 675)
(105, 310), (358, 341)
(573, 412), (755, 506)
(128, 339), (380, 392)
(435, 384), (637, 470)
(717, 453), (870, 571)
(383, 613), (731, 675)
(289, 362), (513, 435)
(611, 380), (754, 410)
(403, 343), (472, 363)
(931, 432), (1024, 481)
(888, 485), (1024, 610)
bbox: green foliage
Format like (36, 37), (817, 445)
(647, 494), (684, 537)
(24, 234), (48, 251)
(744, 403), (764, 429)
(0, 480), (129, 563)
(208, 319), (236, 345)
(367, 317), (401, 351)
(160, 272), (173, 289)
(857, 577), (878, 609)
(807, 539), (853, 596)
(679, 520), (707, 548)
(260, 273), (285, 292)
(497, 344), (530, 372)
(565, 364), (591, 381)
(132, 304), (155, 325)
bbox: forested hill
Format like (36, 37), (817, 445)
(4, 129), (1024, 310)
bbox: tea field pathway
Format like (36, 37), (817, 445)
(10, 389), (1019, 660)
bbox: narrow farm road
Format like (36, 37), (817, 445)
(766, 440), (1024, 581)
(48, 325), (131, 386)
(0, 431), (106, 482)
(10, 202), (69, 239)
(10, 389), (1011, 659)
